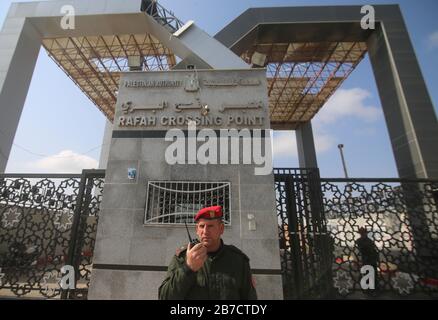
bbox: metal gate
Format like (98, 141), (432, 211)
(0, 170), (104, 299)
(275, 168), (438, 299)
(274, 168), (332, 299)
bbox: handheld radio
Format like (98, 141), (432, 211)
(184, 219), (200, 247)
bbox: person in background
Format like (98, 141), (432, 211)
(356, 227), (380, 292)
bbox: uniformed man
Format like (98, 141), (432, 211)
(158, 206), (257, 300)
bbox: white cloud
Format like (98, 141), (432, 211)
(314, 132), (336, 153)
(428, 31), (438, 49)
(314, 88), (381, 125)
(273, 87), (380, 160)
(23, 150), (98, 173)
(273, 131), (297, 158)
(353, 127), (377, 136)
(273, 130), (335, 160)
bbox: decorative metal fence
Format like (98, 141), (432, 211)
(2, 166), (437, 300)
(322, 178), (438, 299)
(274, 168), (438, 299)
(274, 168), (332, 299)
(0, 170), (104, 299)
(145, 181), (231, 225)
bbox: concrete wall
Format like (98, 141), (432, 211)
(0, 18), (41, 172)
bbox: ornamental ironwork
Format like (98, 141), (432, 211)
(321, 178), (438, 299)
(0, 170), (104, 299)
(274, 168), (332, 299)
(275, 168), (438, 299)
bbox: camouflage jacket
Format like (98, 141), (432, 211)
(158, 241), (257, 300)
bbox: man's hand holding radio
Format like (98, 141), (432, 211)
(186, 242), (207, 272)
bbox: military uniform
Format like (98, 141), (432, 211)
(158, 240), (257, 300)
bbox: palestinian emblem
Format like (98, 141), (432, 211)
(184, 74), (199, 92)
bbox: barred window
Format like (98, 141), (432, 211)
(144, 181), (231, 225)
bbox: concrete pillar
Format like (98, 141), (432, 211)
(98, 119), (113, 169)
(367, 11), (438, 255)
(0, 17), (41, 173)
(367, 15), (438, 179)
(296, 121), (318, 168)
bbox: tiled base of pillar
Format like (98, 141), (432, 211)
(88, 268), (283, 300)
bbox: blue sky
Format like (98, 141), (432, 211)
(1, 0), (437, 177)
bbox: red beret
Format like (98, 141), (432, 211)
(194, 206), (223, 222)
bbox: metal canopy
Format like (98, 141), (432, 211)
(215, 15), (372, 129)
(42, 34), (177, 121)
(252, 41), (367, 128)
(41, 6), (367, 128)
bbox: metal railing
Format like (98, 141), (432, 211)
(141, 0), (185, 33)
(144, 181), (231, 225)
